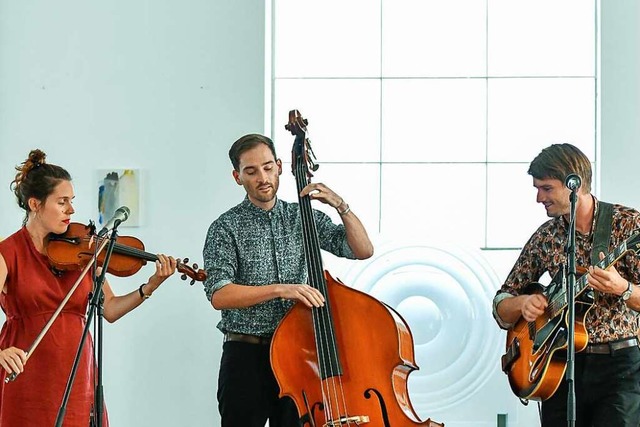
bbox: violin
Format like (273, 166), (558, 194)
(46, 222), (206, 284)
(4, 222), (206, 385)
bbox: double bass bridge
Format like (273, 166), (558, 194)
(324, 415), (370, 426)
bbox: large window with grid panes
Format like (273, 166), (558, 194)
(268, 0), (597, 423)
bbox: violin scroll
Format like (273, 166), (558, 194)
(177, 258), (206, 285)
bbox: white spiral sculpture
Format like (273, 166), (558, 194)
(340, 240), (503, 412)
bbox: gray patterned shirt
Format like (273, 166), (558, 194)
(203, 196), (355, 336)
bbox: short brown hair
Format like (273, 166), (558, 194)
(228, 134), (277, 171)
(528, 143), (592, 192)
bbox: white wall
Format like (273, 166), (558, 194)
(0, 1), (265, 426)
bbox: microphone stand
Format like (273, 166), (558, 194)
(565, 188), (579, 427)
(55, 221), (122, 427)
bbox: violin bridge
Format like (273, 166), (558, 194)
(324, 415), (370, 426)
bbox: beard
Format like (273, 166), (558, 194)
(248, 177), (280, 205)
(252, 188), (275, 203)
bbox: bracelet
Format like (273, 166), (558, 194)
(138, 283), (151, 300)
(336, 201), (351, 216)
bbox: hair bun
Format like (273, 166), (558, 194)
(28, 149), (47, 168)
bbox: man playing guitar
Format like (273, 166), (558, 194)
(493, 143), (640, 426)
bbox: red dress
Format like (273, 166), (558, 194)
(0, 227), (108, 426)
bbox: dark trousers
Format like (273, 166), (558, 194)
(541, 345), (640, 427)
(217, 341), (301, 427)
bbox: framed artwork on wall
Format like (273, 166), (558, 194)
(97, 169), (141, 228)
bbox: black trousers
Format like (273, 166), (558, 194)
(217, 341), (301, 427)
(541, 345), (640, 427)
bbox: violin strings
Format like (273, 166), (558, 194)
(55, 235), (196, 281)
(296, 159), (350, 424)
(77, 236), (158, 262)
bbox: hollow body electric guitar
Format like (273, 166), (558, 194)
(501, 231), (640, 401)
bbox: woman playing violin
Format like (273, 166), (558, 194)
(0, 149), (177, 426)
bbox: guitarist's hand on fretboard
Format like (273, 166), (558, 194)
(586, 251), (628, 297)
(502, 230), (640, 401)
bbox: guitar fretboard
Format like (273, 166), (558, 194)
(547, 239), (632, 319)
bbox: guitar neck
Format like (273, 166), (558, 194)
(576, 240), (629, 294)
(549, 237), (632, 318)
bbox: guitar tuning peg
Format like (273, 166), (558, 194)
(181, 273), (187, 281)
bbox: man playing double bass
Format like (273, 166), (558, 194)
(493, 143), (640, 426)
(202, 133), (373, 427)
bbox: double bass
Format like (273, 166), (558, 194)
(270, 110), (443, 427)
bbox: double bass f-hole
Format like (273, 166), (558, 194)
(270, 110), (444, 427)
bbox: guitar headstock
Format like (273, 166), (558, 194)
(285, 109), (319, 179)
(177, 257), (207, 285)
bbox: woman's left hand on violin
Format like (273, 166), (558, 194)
(301, 183), (344, 210)
(147, 254), (177, 293)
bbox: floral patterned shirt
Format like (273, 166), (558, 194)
(493, 198), (640, 343)
(202, 196), (355, 336)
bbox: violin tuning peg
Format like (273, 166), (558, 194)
(181, 274), (187, 281)
(183, 257), (189, 264)
(190, 279), (195, 286)
(193, 263), (199, 269)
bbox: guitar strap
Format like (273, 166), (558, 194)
(591, 200), (614, 265)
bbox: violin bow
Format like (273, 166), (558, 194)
(4, 238), (110, 383)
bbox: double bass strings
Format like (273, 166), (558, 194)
(295, 159), (352, 424)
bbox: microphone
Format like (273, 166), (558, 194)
(97, 206), (130, 237)
(565, 174), (582, 191)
